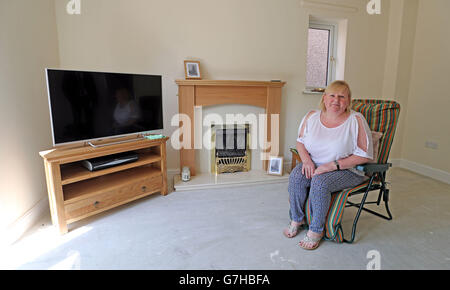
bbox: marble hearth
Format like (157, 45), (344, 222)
(173, 169), (289, 191)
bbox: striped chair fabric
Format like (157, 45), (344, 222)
(304, 99), (401, 243)
(351, 99), (401, 164)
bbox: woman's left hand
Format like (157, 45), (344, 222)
(313, 162), (336, 176)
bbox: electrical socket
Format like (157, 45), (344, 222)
(425, 141), (438, 150)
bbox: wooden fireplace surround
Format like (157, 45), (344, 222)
(175, 79), (285, 176)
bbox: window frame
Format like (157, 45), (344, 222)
(306, 20), (338, 91)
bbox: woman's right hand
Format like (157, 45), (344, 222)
(302, 160), (316, 179)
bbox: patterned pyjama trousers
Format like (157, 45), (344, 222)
(288, 163), (366, 234)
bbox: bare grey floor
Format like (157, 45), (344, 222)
(1, 167), (450, 270)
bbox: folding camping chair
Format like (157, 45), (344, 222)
(290, 99), (401, 243)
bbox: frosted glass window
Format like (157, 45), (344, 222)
(306, 28), (330, 88)
(305, 21), (337, 90)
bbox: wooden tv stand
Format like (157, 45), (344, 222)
(39, 136), (169, 234)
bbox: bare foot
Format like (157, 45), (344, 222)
(298, 230), (323, 250)
(283, 220), (305, 238)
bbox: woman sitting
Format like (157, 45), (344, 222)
(283, 80), (374, 250)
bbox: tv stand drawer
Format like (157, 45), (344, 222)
(65, 175), (162, 223)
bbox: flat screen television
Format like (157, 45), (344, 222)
(45, 69), (163, 146)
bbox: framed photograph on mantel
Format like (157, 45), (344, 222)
(184, 60), (202, 80)
(268, 156), (284, 176)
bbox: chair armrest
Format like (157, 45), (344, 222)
(355, 163), (392, 174)
(290, 148), (302, 170)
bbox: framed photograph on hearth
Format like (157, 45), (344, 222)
(268, 156), (283, 176)
(184, 60), (202, 79)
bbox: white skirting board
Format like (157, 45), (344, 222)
(390, 159), (450, 185)
(1, 197), (49, 247)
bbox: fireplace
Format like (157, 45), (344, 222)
(211, 124), (250, 174)
(175, 79), (285, 176)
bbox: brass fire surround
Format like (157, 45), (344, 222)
(211, 124), (251, 174)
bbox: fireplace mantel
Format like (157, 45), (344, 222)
(176, 79), (286, 176)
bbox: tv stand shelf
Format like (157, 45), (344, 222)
(60, 152), (161, 185)
(40, 136), (169, 234)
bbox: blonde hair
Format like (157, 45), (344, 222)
(319, 80), (352, 112)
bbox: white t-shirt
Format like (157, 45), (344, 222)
(297, 110), (373, 175)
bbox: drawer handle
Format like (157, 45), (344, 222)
(142, 186), (147, 192)
(94, 201), (100, 207)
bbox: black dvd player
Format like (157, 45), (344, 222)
(82, 151), (139, 171)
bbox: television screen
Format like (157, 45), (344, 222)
(46, 69), (163, 145)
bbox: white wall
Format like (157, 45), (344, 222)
(400, 0), (450, 174)
(381, 0), (418, 161)
(0, 0), (60, 243)
(53, 0), (392, 170)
